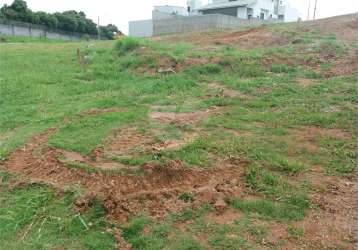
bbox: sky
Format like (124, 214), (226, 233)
(1, 0), (358, 34)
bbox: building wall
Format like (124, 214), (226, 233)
(250, 0), (276, 19)
(0, 20), (89, 40)
(187, 0), (202, 11)
(153, 14), (278, 36)
(129, 19), (153, 37)
(201, 7), (240, 17)
(199, 0), (276, 20)
(152, 10), (177, 20)
(237, 7), (248, 19)
(154, 6), (188, 16)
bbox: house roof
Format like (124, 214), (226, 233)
(198, 0), (256, 11)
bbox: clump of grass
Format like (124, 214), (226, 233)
(315, 35), (347, 55)
(114, 37), (142, 53)
(271, 64), (297, 74)
(287, 225), (305, 240)
(164, 137), (213, 167)
(234, 61), (265, 77)
(229, 199), (306, 221)
(178, 192), (195, 203)
(196, 64), (222, 74)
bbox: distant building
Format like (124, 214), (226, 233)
(198, 0), (278, 20)
(187, 0), (203, 14)
(129, 0), (299, 37)
(153, 5), (189, 16)
(282, 1), (301, 22)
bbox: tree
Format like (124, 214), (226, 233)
(10, 0), (27, 13)
(100, 24), (119, 40)
(0, 0), (120, 37)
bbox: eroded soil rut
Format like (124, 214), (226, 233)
(2, 130), (247, 223)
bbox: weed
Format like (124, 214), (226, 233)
(114, 37), (142, 53)
(178, 192), (195, 203)
(287, 225), (305, 240)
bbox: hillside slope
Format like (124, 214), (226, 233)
(0, 13), (357, 249)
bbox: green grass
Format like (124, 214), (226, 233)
(114, 37), (142, 54)
(0, 21), (357, 249)
(49, 109), (145, 155)
(230, 199), (306, 221)
(0, 171), (116, 249)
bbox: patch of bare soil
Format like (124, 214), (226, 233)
(104, 127), (154, 157)
(154, 27), (291, 50)
(132, 48), (223, 75)
(291, 126), (352, 141)
(176, 57), (210, 72)
(60, 126), (199, 171)
(113, 229), (132, 250)
(204, 208), (242, 225)
(326, 49), (358, 77)
(103, 126), (199, 159)
(307, 13), (358, 41)
(286, 126), (351, 155)
(223, 128), (253, 138)
(208, 82), (251, 99)
(134, 47), (177, 75)
(296, 78), (319, 87)
(217, 27), (291, 49)
(3, 130), (248, 224)
(149, 107), (221, 125)
(294, 167), (358, 249)
(79, 107), (125, 116)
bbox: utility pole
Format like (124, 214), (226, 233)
(307, 0), (311, 21)
(313, 0), (318, 20)
(97, 16), (101, 40)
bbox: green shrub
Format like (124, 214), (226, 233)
(82, 34), (91, 41)
(0, 36), (8, 43)
(114, 37), (141, 53)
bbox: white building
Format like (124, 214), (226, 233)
(282, 1), (301, 22)
(128, 0), (299, 37)
(153, 5), (189, 16)
(198, 0), (284, 20)
(188, 0), (203, 13)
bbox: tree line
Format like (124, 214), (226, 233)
(0, 0), (120, 39)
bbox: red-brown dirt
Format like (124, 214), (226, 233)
(3, 129), (248, 224)
(208, 82), (251, 99)
(307, 13), (358, 41)
(79, 107), (126, 116)
(294, 167), (358, 249)
(149, 107), (222, 125)
(153, 26), (291, 50)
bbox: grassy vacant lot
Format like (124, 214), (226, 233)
(0, 14), (357, 249)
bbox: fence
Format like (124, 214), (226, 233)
(0, 19), (97, 41)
